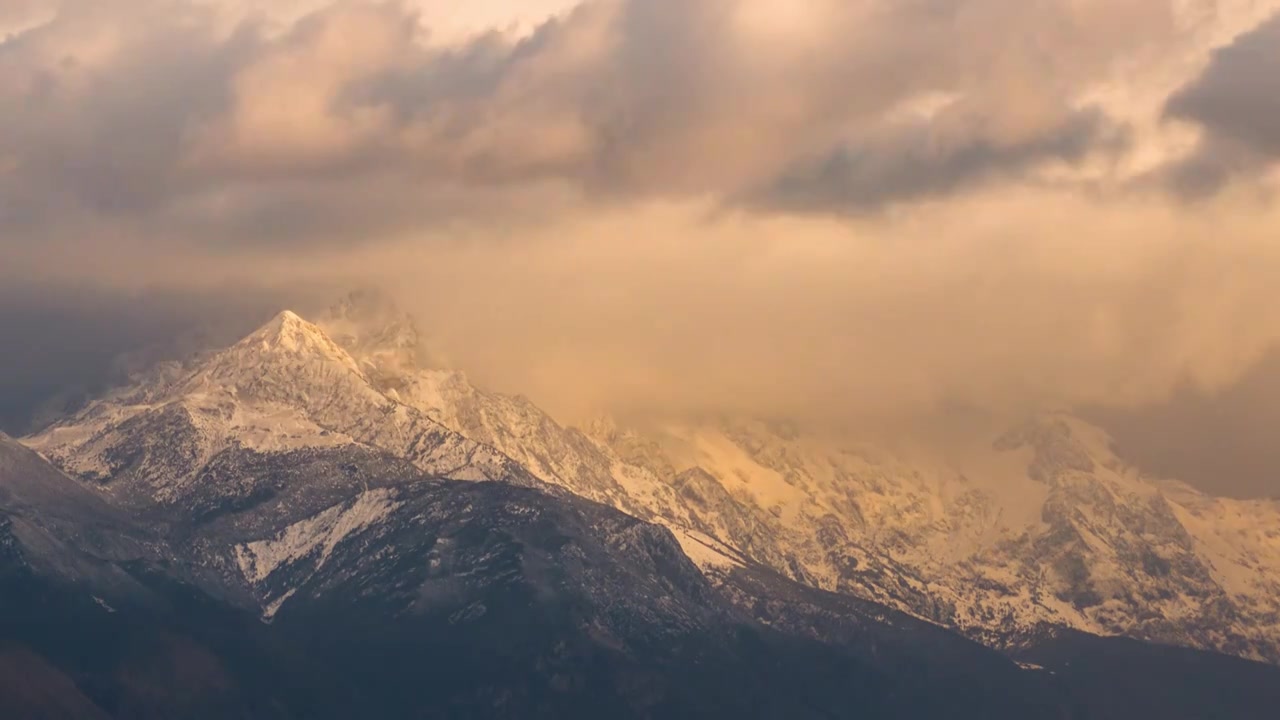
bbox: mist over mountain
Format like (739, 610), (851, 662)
(1, 293), (1279, 717)
(7, 280), (1280, 503)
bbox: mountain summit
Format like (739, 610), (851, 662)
(25, 307), (535, 514)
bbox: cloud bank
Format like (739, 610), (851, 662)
(0, 0), (1228, 248)
(3, 1), (1280, 497)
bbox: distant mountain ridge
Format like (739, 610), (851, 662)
(289, 292), (1280, 665)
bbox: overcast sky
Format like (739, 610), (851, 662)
(3, 0), (1280, 496)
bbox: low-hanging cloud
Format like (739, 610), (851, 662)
(372, 193), (1280, 428)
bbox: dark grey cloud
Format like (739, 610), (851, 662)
(1163, 12), (1280, 197)
(0, 281), (314, 435)
(752, 108), (1123, 215)
(0, 0), (252, 221)
(1092, 346), (1280, 499)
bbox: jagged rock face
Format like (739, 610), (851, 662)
(965, 421), (1280, 661)
(233, 480), (725, 628)
(395, 370), (639, 510)
(613, 417), (1280, 663)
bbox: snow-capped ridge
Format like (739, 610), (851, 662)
(301, 292), (1280, 663)
(22, 303), (538, 512)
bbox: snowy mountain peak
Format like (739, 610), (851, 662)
(183, 309), (371, 397)
(247, 310), (349, 357)
(23, 304), (536, 506)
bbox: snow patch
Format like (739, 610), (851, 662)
(235, 489), (402, 583)
(673, 529), (745, 571)
(262, 589), (297, 621)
